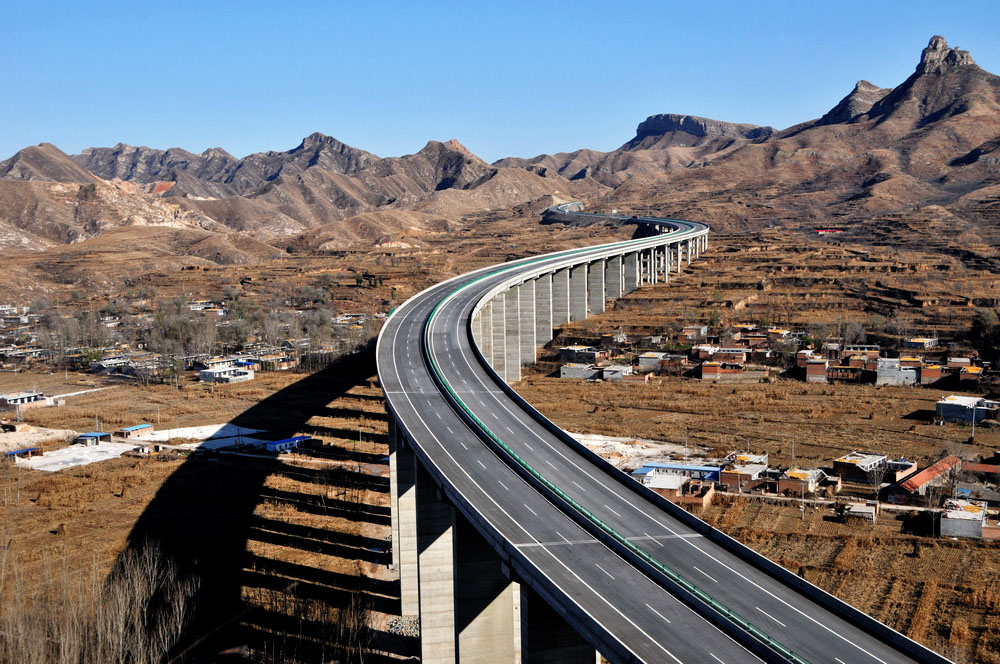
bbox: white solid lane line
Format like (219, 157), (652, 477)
(693, 565), (718, 583)
(645, 603), (672, 624)
(756, 606), (787, 628)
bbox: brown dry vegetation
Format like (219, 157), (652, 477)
(0, 349), (412, 662)
(694, 497), (1000, 663)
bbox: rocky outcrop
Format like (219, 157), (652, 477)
(816, 80), (892, 126)
(917, 35), (975, 75)
(629, 114), (773, 145)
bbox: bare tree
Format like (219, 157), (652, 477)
(865, 461), (888, 519)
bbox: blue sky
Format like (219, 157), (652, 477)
(3, 1), (998, 162)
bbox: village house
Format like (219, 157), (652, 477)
(833, 451), (887, 482)
(0, 390), (46, 411)
(558, 346), (609, 364)
(904, 337), (939, 350)
(886, 455), (963, 504)
(936, 395), (999, 424)
(560, 363), (601, 380)
(778, 468), (828, 496)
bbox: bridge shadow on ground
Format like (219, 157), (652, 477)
(112, 342), (418, 663)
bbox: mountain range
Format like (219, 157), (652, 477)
(1, 35), (998, 267)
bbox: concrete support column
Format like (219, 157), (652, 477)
(659, 244), (669, 284)
(534, 273), (553, 345)
(520, 586), (596, 664)
(552, 268), (570, 327)
(623, 252), (639, 293)
(491, 294), (506, 381)
(518, 280), (536, 367)
(454, 513), (519, 663)
(569, 264), (587, 322)
(647, 248), (657, 285)
(604, 254), (622, 300)
(392, 432), (419, 616)
(675, 244), (682, 274)
(687, 239), (692, 265)
(416, 464), (456, 664)
(504, 286), (521, 382)
(480, 303), (493, 369)
(588, 260), (605, 315)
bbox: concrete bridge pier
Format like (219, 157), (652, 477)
(569, 264), (588, 321)
(604, 254), (623, 300)
(416, 463), (457, 663)
(389, 428), (420, 616)
(518, 281), (536, 366)
(675, 244), (682, 274)
(454, 513), (521, 663)
(491, 292), (506, 381)
(588, 259), (605, 315)
(520, 586), (598, 663)
(647, 248), (657, 285)
(623, 252), (639, 293)
(504, 286), (521, 382)
(552, 268), (570, 327)
(534, 273), (553, 345)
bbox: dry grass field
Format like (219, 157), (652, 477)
(0, 349), (414, 662)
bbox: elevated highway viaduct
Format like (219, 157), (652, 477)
(376, 204), (949, 664)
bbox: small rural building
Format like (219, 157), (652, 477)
(115, 423), (153, 439)
(946, 357), (972, 369)
(637, 352), (667, 373)
(2, 447), (43, 461)
(936, 395), (999, 424)
(833, 452), (887, 482)
(904, 338), (938, 350)
(601, 365), (633, 382)
(560, 363), (600, 380)
(264, 436), (309, 454)
(899, 356), (924, 369)
(940, 499), (987, 538)
(827, 364), (863, 383)
(796, 349), (818, 368)
(631, 462), (721, 483)
(805, 359), (828, 383)
(74, 432), (112, 446)
(778, 468), (827, 495)
(558, 346), (609, 364)
(843, 344), (880, 358)
(701, 361), (743, 381)
(199, 367), (255, 384)
(885, 458), (919, 483)
(887, 455), (963, 502)
(875, 358), (918, 386)
(920, 365), (943, 385)
(0, 390), (46, 411)
(844, 501), (879, 524)
(719, 463), (767, 492)
(960, 366), (983, 384)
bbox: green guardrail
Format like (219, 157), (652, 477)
(419, 226), (810, 664)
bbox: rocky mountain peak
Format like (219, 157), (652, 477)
(816, 80), (893, 126)
(918, 35), (975, 75)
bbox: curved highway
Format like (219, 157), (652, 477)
(377, 207), (947, 664)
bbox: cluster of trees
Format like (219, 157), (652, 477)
(0, 541), (198, 664)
